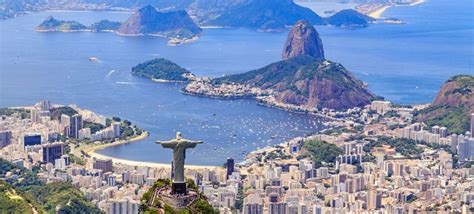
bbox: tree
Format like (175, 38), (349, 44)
(301, 140), (343, 168)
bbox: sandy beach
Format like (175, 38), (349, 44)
(368, 0), (427, 19)
(368, 5), (392, 19)
(81, 132), (219, 170)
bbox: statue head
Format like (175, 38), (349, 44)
(176, 132), (182, 140)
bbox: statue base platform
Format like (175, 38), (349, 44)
(172, 182), (187, 195)
(156, 186), (198, 209)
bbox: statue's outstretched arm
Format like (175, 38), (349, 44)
(184, 140), (203, 148)
(155, 141), (177, 149)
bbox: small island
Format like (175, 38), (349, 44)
(131, 58), (195, 82)
(36, 16), (120, 32)
(35, 5), (202, 45)
(326, 9), (375, 27)
(35, 16), (88, 32)
(117, 5), (202, 45)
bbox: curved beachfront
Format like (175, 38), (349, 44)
(79, 132), (220, 170)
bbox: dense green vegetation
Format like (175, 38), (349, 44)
(326, 9), (374, 27)
(28, 182), (101, 213)
(36, 16), (88, 31)
(120, 122), (135, 138)
(0, 159), (42, 188)
(415, 75), (473, 134)
(90, 19), (121, 32)
(140, 179), (216, 214)
(299, 140), (343, 168)
(215, 55), (316, 87)
(265, 150), (291, 160)
(83, 121), (105, 134)
(415, 105), (470, 134)
(0, 158), (102, 214)
(69, 153), (86, 165)
(186, 198), (218, 214)
(0, 107), (30, 119)
(0, 181), (34, 214)
(384, 110), (401, 118)
(50, 106), (78, 120)
(132, 58), (192, 81)
(363, 136), (423, 157)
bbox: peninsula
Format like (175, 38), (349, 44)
(182, 20), (376, 111)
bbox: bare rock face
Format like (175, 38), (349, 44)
(282, 20), (324, 60)
(432, 75), (474, 107)
(213, 19), (376, 110)
(416, 75), (473, 134)
(215, 55), (376, 110)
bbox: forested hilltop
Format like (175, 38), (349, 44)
(0, 158), (103, 213)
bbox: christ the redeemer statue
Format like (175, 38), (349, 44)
(155, 132), (203, 194)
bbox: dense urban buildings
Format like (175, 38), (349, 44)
(1, 96), (473, 213)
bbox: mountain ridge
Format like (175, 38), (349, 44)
(415, 75), (474, 134)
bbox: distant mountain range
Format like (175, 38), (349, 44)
(415, 75), (474, 134)
(203, 0), (325, 31)
(6, 0), (375, 31)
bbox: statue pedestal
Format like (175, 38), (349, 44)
(172, 182), (187, 195)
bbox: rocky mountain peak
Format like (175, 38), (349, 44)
(432, 75), (473, 107)
(282, 20), (325, 60)
(117, 5), (201, 39)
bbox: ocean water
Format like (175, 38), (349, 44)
(0, 0), (472, 165)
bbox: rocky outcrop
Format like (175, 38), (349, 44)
(215, 54), (375, 110)
(416, 75), (473, 134)
(212, 19), (376, 110)
(117, 5), (202, 39)
(282, 20), (324, 60)
(432, 75), (474, 107)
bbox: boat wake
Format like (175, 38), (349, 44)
(106, 70), (115, 78)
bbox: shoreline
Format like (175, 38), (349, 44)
(81, 132), (219, 170)
(368, 5), (392, 19)
(368, 0), (427, 19)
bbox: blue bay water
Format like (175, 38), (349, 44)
(0, 0), (472, 165)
